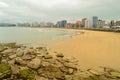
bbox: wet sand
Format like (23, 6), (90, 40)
(50, 29), (120, 69)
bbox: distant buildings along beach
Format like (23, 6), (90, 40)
(0, 16), (120, 30)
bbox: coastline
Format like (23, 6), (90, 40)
(1, 26), (120, 70)
(0, 27), (78, 48)
(1, 29), (120, 79)
(49, 29), (120, 70)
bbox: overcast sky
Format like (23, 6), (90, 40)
(0, 0), (120, 23)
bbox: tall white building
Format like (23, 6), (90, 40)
(82, 18), (90, 28)
(85, 19), (90, 28)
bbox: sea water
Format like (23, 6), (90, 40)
(0, 27), (77, 46)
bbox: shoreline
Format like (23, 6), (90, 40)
(0, 27), (79, 48)
(49, 29), (120, 70)
(0, 27), (120, 70)
(0, 27), (81, 49)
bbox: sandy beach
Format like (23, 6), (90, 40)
(50, 29), (120, 69)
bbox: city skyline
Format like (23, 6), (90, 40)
(0, 0), (120, 23)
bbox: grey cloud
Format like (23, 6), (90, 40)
(0, 1), (9, 7)
(0, 0), (120, 23)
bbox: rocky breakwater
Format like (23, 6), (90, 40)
(0, 43), (120, 80)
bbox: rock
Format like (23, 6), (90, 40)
(8, 60), (15, 65)
(72, 70), (94, 80)
(9, 75), (18, 80)
(38, 65), (65, 79)
(0, 55), (2, 63)
(88, 68), (104, 76)
(60, 66), (74, 74)
(35, 47), (48, 55)
(56, 58), (70, 63)
(42, 59), (57, 64)
(60, 66), (69, 74)
(36, 54), (43, 59)
(9, 54), (17, 60)
(65, 75), (73, 80)
(86, 75), (107, 80)
(20, 46), (26, 50)
(103, 67), (116, 72)
(18, 69), (36, 80)
(68, 68), (74, 74)
(56, 53), (64, 58)
(15, 57), (27, 66)
(42, 61), (51, 67)
(110, 71), (120, 78)
(4, 43), (20, 48)
(44, 54), (53, 59)
(11, 65), (20, 74)
(100, 67), (118, 79)
(38, 77), (49, 80)
(17, 51), (24, 57)
(2, 54), (7, 58)
(36, 47), (47, 51)
(1, 59), (8, 64)
(22, 54), (36, 60)
(0, 63), (11, 79)
(24, 49), (35, 55)
(55, 71), (65, 80)
(54, 59), (63, 67)
(91, 67), (105, 74)
(63, 62), (77, 69)
(30, 47), (34, 49)
(41, 59), (58, 67)
(0, 47), (7, 52)
(27, 58), (41, 69)
(1, 49), (16, 55)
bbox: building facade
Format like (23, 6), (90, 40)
(116, 21), (120, 26)
(92, 16), (98, 28)
(76, 20), (81, 28)
(97, 20), (105, 28)
(82, 18), (90, 28)
(56, 20), (67, 28)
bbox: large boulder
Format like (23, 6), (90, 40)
(1, 49), (16, 56)
(63, 62), (77, 69)
(72, 71), (90, 80)
(56, 53), (64, 58)
(0, 47), (7, 52)
(16, 50), (24, 57)
(35, 47), (48, 56)
(56, 58), (70, 64)
(38, 65), (65, 79)
(27, 58), (41, 69)
(87, 67), (105, 76)
(22, 49), (36, 60)
(22, 54), (36, 60)
(110, 71), (120, 79)
(15, 57), (27, 66)
(24, 49), (36, 55)
(1, 59), (8, 64)
(0, 63), (11, 79)
(11, 65), (20, 75)
(18, 69), (36, 80)
(9, 54), (17, 60)
(44, 54), (53, 59)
